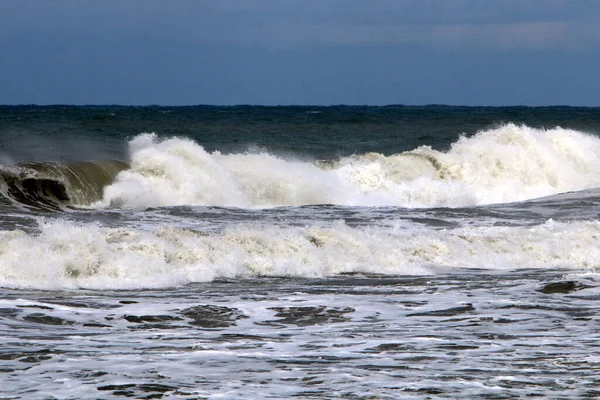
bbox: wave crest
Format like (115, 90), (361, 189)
(98, 125), (600, 209)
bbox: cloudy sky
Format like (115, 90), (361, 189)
(1, 0), (599, 105)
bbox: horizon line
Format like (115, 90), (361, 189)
(1, 103), (597, 108)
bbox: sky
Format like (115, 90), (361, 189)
(1, 0), (599, 106)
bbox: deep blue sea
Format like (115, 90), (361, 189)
(1, 105), (600, 399)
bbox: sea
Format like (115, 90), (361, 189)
(1, 105), (599, 399)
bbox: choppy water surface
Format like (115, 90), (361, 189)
(2, 271), (599, 399)
(2, 106), (600, 398)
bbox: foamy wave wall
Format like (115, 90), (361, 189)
(97, 124), (600, 209)
(1, 219), (599, 290)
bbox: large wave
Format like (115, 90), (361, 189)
(0, 160), (129, 210)
(98, 124), (600, 209)
(3, 124), (600, 210)
(0, 161), (128, 210)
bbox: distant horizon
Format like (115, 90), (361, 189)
(1, 103), (598, 109)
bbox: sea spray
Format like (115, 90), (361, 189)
(98, 124), (600, 209)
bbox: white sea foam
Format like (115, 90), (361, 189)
(1, 218), (598, 290)
(96, 124), (600, 209)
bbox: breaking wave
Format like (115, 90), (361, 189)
(0, 161), (129, 210)
(4, 123), (600, 210)
(0, 218), (598, 290)
(98, 124), (600, 209)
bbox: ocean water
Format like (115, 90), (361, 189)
(1, 105), (600, 399)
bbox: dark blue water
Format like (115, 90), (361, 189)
(2, 105), (600, 162)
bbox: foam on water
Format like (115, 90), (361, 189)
(96, 124), (600, 209)
(2, 272), (600, 399)
(1, 218), (598, 290)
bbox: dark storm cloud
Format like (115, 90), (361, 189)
(1, 0), (599, 105)
(2, 0), (598, 47)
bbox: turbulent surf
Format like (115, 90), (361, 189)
(2, 106), (600, 399)
(1, 119), (600, 288)
(95, 123), (600, 209)
(5, 122), (600, 211)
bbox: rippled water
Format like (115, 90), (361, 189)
(2, 271), (599, 399)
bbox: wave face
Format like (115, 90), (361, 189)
(0, 161), (129, 210)
(98, 124), (600, 209)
